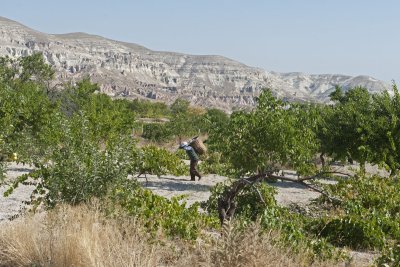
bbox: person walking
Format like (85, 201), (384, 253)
(179, 142), (202, 181)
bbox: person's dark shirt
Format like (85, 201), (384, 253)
(183, 145), (199, 161)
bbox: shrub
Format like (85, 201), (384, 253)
(142, 123), (172, 142)
(5, 117), (139, 207)
(202, 180), (344, 260)
(108, 180), (218, 239)
(134, 145), (187, 177)
(311, 174), (400, 252)
(377, 244), (400, 266)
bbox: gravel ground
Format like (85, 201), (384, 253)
(0, 162), (35, 221)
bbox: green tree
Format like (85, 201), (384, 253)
(209, 89), (318, 176)
(370, 83), (400, 176)
(18, 53), (54, 86)
(0, 55), (61, 164)
(319, 87), (375, 171)
(167, 98), (205, 140)
(81, 93), (137, 142)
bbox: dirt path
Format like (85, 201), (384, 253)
(0, 164), (322, 221)
(136, 173), (321, 208)
(0, 162), (35, 221)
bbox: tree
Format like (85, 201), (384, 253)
(0, 55), (60, 164)
(18, 53), (54, 86)
(370, 83), (400, 176)
(209, 89), (318, 176)
(319, 87), (375, 171)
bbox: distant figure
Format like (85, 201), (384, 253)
(179, 142), (202, 181)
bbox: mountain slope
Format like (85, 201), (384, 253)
(0, 16), (390, 109)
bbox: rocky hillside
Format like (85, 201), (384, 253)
(0, 16), (390, 110)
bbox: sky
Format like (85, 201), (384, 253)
(1, 0), (400, 83)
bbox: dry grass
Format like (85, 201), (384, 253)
(0, 205), (167, 267)
(0, 204), (344, 267)
(178, 223), (340, 267)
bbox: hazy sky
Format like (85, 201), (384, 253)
(1, 0), (400, 83)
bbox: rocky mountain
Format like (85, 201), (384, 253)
(0, 16), (390, 110)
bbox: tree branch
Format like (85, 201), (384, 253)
(217, 171), (346, 225)
(298, 171), (351, 182)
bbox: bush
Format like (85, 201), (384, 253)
(377, 244), (400, 266)
(198, 151), (235, 176)
(134, 145), (187, 177)
(141, 123), (172, 142)
(109, 180), (218, 239)
(309, 216), (385, 249)
(309, 174), (400, 254)
(202, 180), (344, 260)
(5, 117), (139, 207)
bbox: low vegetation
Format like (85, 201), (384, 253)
(1, 54), (400, 266)
(0, 204), (342, 267)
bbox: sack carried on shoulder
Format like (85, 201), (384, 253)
(189, 136), (207, 155)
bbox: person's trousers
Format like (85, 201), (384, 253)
(190, 160), (201, 180)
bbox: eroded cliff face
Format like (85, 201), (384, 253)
(0, 16), (390, 110)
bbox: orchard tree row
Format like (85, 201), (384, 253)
(205, 85), (400, 178)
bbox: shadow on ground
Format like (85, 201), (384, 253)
(139, 176), (213, 192)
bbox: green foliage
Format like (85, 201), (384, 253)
(167, 100), (194, 139)
(0, 161), (6, 184)
(312, 175), (400, 251)
(141, 123), (172, 142)
(135, 145), (187, 177)
(55, 78), (99, 116)
(0, 54), (216, 246)
(369, 84), (400, 175)
(129, 99), (171, 118)
(0, 53), (54, 86)
(207, 90), (318, 176)
(202, 108), (229, 133)
(170, 98), (190, 115)
(137, 98), (214, 142)
(82, 94), (137, 141)
(377, 244), (400, 266)
(0, 56), (18, 83)
(320, 87), (375, 169)
(18, 53), (54, 84)
(5, 117), (139, 207)
(198, 151), (235, 176)
(309, 216), (386, 249)
(319, 84), (400, 175)
(109, 180), (218, 239)
(203, 180), (344, 260)
(166, 98), (208, 139)
(202, 180), (277, 220)
(0, 55), (61, 164)
(7, 54), (400, 262)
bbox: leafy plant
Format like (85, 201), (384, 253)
(207, 90), (318, 176)
(198, 151), (235, 176)
(142, 123), (172, 142)
(109, 180), (218, 239)
(135, 145), (187, 177)
(377, 244), (400, 266)
(203, 180), (344, 260)
(312, 174), (400, 251)
(5, 116), (139, 207)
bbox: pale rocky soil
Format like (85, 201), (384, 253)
(0, 162), (380, 265)
(137, 172), (321, 208)
(0, 162), (35, 221)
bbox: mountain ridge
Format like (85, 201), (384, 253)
(0, 16), (390, 110)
